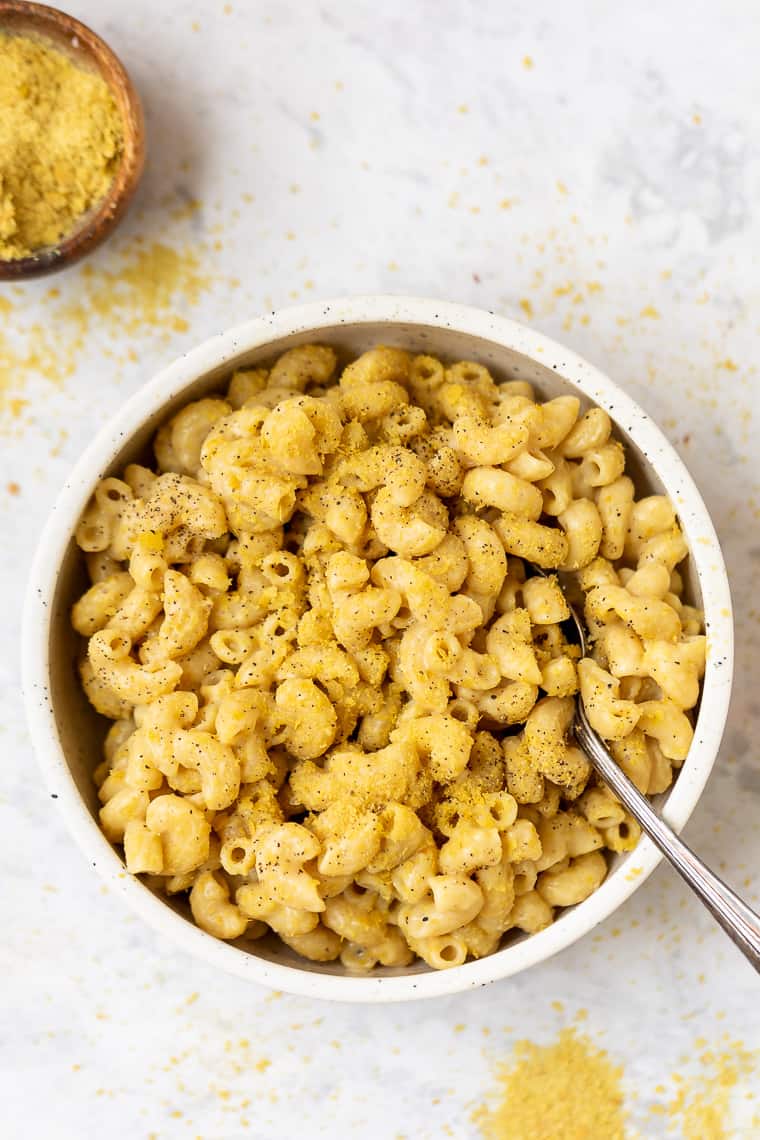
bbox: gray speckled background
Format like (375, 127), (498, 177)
(1, 1), (758, 1136)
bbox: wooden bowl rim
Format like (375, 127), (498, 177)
(0, 0), (146, 280)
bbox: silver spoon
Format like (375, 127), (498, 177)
(535, 567), (760, 972)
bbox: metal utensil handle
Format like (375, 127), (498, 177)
(575, 706), (760, 972)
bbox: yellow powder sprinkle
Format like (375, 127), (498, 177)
(0, 239), (212, 426)
(61, 241), (210, 337)
(474, 1028), (627, 1140)
(717, 358), (738, 371)
(8, 397), (29, 417)
(659, 1038), (757, 1139)
(519, 298), (534, 319)
(168, 197), (203, 223)
(640, 304), (661, 319)
(0, 322), (78, 421)
(0, 34), (123, 258)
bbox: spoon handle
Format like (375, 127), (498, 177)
(574, 708), (760, 973)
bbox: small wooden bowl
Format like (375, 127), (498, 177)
(0, 1), (145, 280)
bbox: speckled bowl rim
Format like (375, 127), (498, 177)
(22, 296), (734, 1003)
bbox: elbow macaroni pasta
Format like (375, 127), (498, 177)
(72, 344), (705, 970)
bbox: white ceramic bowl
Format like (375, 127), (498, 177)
(23, 297), (734, 1002)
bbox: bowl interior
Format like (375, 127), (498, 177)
(48, 318), (705, 981)
(0, 1), (145, 279)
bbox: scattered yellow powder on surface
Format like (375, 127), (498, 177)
(255, 1058), (271, 1073)
(0, 33), (123, 258)
(8, 397), (28, 417)
(64, 241), (211, 335)
(640, 304), (661, 319)
(522, 55), (534, 69)
(655, 1038), (757, 1139)
(0, 239), (212, 426)
(0, 322), (79, 422)
(167, 197), (203, 224)
(717, 358), (738, 371)
(519, 298), (534, 319)
(474, 1028), (627, 1140)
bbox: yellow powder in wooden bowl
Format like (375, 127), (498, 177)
(0, 33), (123, 259)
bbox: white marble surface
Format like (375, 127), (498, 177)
(2, 1), (759, 1137)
